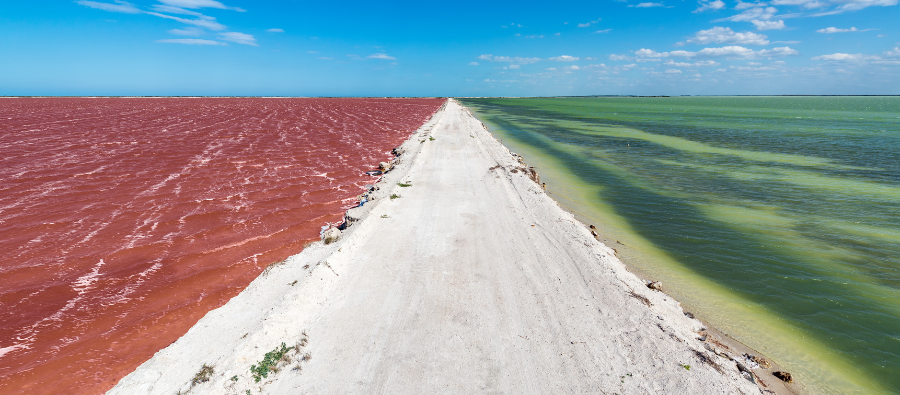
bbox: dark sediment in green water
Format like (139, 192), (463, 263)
(460, 96), (900, 395)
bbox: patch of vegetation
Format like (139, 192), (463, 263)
(250, 343), (294, 383)
(681, 364), (691, 371)
(263, 259), (288, 275)
(390, 194), (400, 200)
(429, 136), (435, 141)
(191, 364), (214, 387)
(289, 280), (297, 286)
(380, 214), (389, 218)
(230, 375), (238, 382)
(397, 182), (412, 187)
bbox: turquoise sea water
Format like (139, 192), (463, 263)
(459, 97), (900, 394)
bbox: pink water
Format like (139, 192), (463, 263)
(0, 97), (444, 394)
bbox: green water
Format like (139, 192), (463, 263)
(459, 97), (900, 394)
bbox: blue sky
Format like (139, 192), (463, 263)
(1, 0), (898, 96)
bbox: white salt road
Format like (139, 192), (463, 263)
(110, 100), (763, 394)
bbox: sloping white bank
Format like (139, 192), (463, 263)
(110, 100), (762, 395)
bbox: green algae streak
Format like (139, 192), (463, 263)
(459, 97), (900, 395)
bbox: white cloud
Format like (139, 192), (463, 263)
(713, 4), (790, 30)
(595, 29), (612, 33)
(157, 0), (245, 12)
(686, 27), (770, 45)
(694, 0), (726, 12)
(546, 67), (557, 70)
(609, 54), (632, 61)
(721, 6), (778, 21)
(168, 27), (204, 36)
(549, 55), (580, 61)
(635, 45), (798, 59)
(267, 28), (285, 33)
(816, 27), (865, 33)
(507, 64), (521, 69)
(469, 62), (479, 65)
(665, 69), (683, 73)
(664, 60), (720, 66)
(578, 23), (591, 27)
(147, 12), (227, 30)
(814, 0), (898, 14)
(635, 48), (670, 58)
(735, 1), (767, 9)
(76, 0), (141, 13)
(218, 32), (257, 46)
(751, 20), (786, 30)
(368, 53), (397, 60)
(811, 53), (864, 61)
(809, 49), (900, 64)
(477, 54), (541, 64)
(151, 5), (205, 16)
(157, 38), (226, 45)
(630, 2), (666, 6)
(770, 0), (827, 8)
(567, 65), (581, 70)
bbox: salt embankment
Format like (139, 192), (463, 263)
(109, 99), (769, 394)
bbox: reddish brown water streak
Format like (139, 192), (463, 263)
(0, 97), (444, 394)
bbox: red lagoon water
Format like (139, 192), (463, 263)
(0, 97), (444, 394)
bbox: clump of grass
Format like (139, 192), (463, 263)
(250, 343), (294, 383)
(230, 375), (238, 382)
(263, 259), (288, 275)
(397, 182), (412, 187)
(380, 214), (389, 218)
(292, 332), (311, 372)
(681, 364), (691, 371)
(191, 364), (214, 386)
(323, 234), (338, 245)
(390, 194), (400, 200)
(429, 136), (435, 141)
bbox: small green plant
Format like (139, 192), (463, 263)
(250, 343), (294, 383)
(380, 214), (389, 218)
(230, 375), (238, 382)
(289, 280), (297, 286)
(390, 194), (400, 200)
(681, 364), (691, 371)
(429, 136), (435, 141)
(245, 390), (251, 395)
(397, 182), (412, 187)
(191, 364), (214, 386)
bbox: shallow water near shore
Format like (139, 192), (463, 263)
(460, 96), (900, 394)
